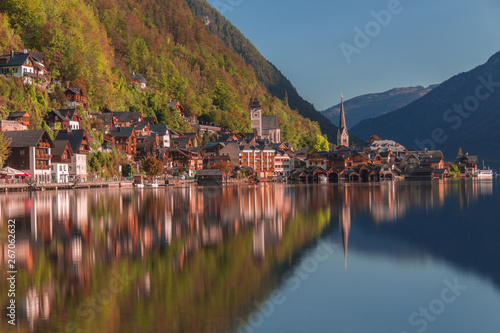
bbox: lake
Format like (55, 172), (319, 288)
(0, 180), (499, 332)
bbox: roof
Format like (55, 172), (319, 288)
(134, 121), (149, 130)
(7, 112), (29, 118)
(167, 101), (180, 107)
(149, 124), (169, 136)
(55, 129), (88, 151)
(3, 129), (48, 147)
(129, 72), (147, 83)
(50, 108), (78, 121)
(52, 140), (72, 157)
(108, 127), (134, 137)
(196, 169), (225, 176)
(90, 112), (114, 125)
(114, 111), (142, 123)
(0, 52), (30, 67)
(203, 142), (225, 150)
(262, 115), (280, 131)
(422, 157), (443, 164)
(65, 87), (86, 97)
(172, 137), (191, 148)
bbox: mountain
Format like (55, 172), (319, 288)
(321, 85), (438, 128)
(0, 0), (322, 148)
(351, 51), (500, 168)
(183, 0), (339, 141)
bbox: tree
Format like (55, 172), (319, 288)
(142, 157), (164, 176)
(122, 163), (133, 177)
(368, 135), (381, 144)
(0, 133), (12, 168)
(449, 165), (461, 178)
(309, 135), (329, 153)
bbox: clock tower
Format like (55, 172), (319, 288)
(249, 98), (262, 138)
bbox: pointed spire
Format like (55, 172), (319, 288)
(339, 93), (346, 129)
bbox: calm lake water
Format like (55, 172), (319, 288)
(1, 180), (499, 333)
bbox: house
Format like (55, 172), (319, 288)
(106, 127), (136, 156)
(203, 155), (231, 169)
(149, 123), (170, 148)
(7, 111), (31, 126)
(456, 154), (478, 175)
(202, 142), (226, 155)
(171, 136), (193, 149)
(51, 140), (73, 183)
(239, 144), (276, 178)
(0, 50), (46, 81)
(405, 167), (435, 180)
(218, 143), (240, 166)
(129, 72), (147, 89)
(306, 152), (328, 169)
(110, 111), (143, 127)
(136, 135), (157, 160)
(54, 129), (90, 181)
(420, 156), (445, 169)
(167, 101), (183, 114)
(183, 133), (199, 147)
(2, 130), (53, 183)
(196, 169), (228, 185)
(45, 109), (81, 130)
(169, 148), (202, 177)
(64, 87), (88, 110)
(368, 140), (406, 154)
(347, 152), (372, 168)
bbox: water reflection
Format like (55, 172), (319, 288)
(0, 180), (495, 332)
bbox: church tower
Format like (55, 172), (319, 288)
(249, 98), (262, 138)
(337, 94), (349, 147)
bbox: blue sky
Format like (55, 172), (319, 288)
(213, 0), (500, 110)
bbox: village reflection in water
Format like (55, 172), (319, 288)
(0, 180), (494, 333)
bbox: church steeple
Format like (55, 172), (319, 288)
(337, 94), (349, 147)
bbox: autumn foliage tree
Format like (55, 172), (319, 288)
(142, 157), (164, 176)
(0, 133), (12, 167)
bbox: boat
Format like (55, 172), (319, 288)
(146, 181), (159, 188)
(473, 169), (494, 179)
(318, 174), (328, 183)
(472, 161), (494, 179)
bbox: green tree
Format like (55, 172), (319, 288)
(142, 157), (164, 176)
(309, 135), (329, 153)
(449, 165), (461, 178)
(122, 163), (133, 177)
(0, 133), (12, 167)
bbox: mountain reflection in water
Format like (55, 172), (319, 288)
(0, 180), (496, 333)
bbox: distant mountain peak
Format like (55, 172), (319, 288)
(321, 85), (437, 128)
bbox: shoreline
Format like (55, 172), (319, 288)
(0, 177), (495, 193)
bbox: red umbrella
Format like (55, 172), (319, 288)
(16, 173), (32, 177)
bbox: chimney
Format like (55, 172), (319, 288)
(66, 81), (70, 88)
(23, 49), (28, 54)
(10, 50), (14, 57)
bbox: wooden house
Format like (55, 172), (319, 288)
(106, 127), (137, 156)
(64, 87), (88, 110)
(7, 111), (31, 126)
(45, 109), (81, 130)
(2, 130), (53, 183)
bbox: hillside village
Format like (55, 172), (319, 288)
(0, 49), (482, 185)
